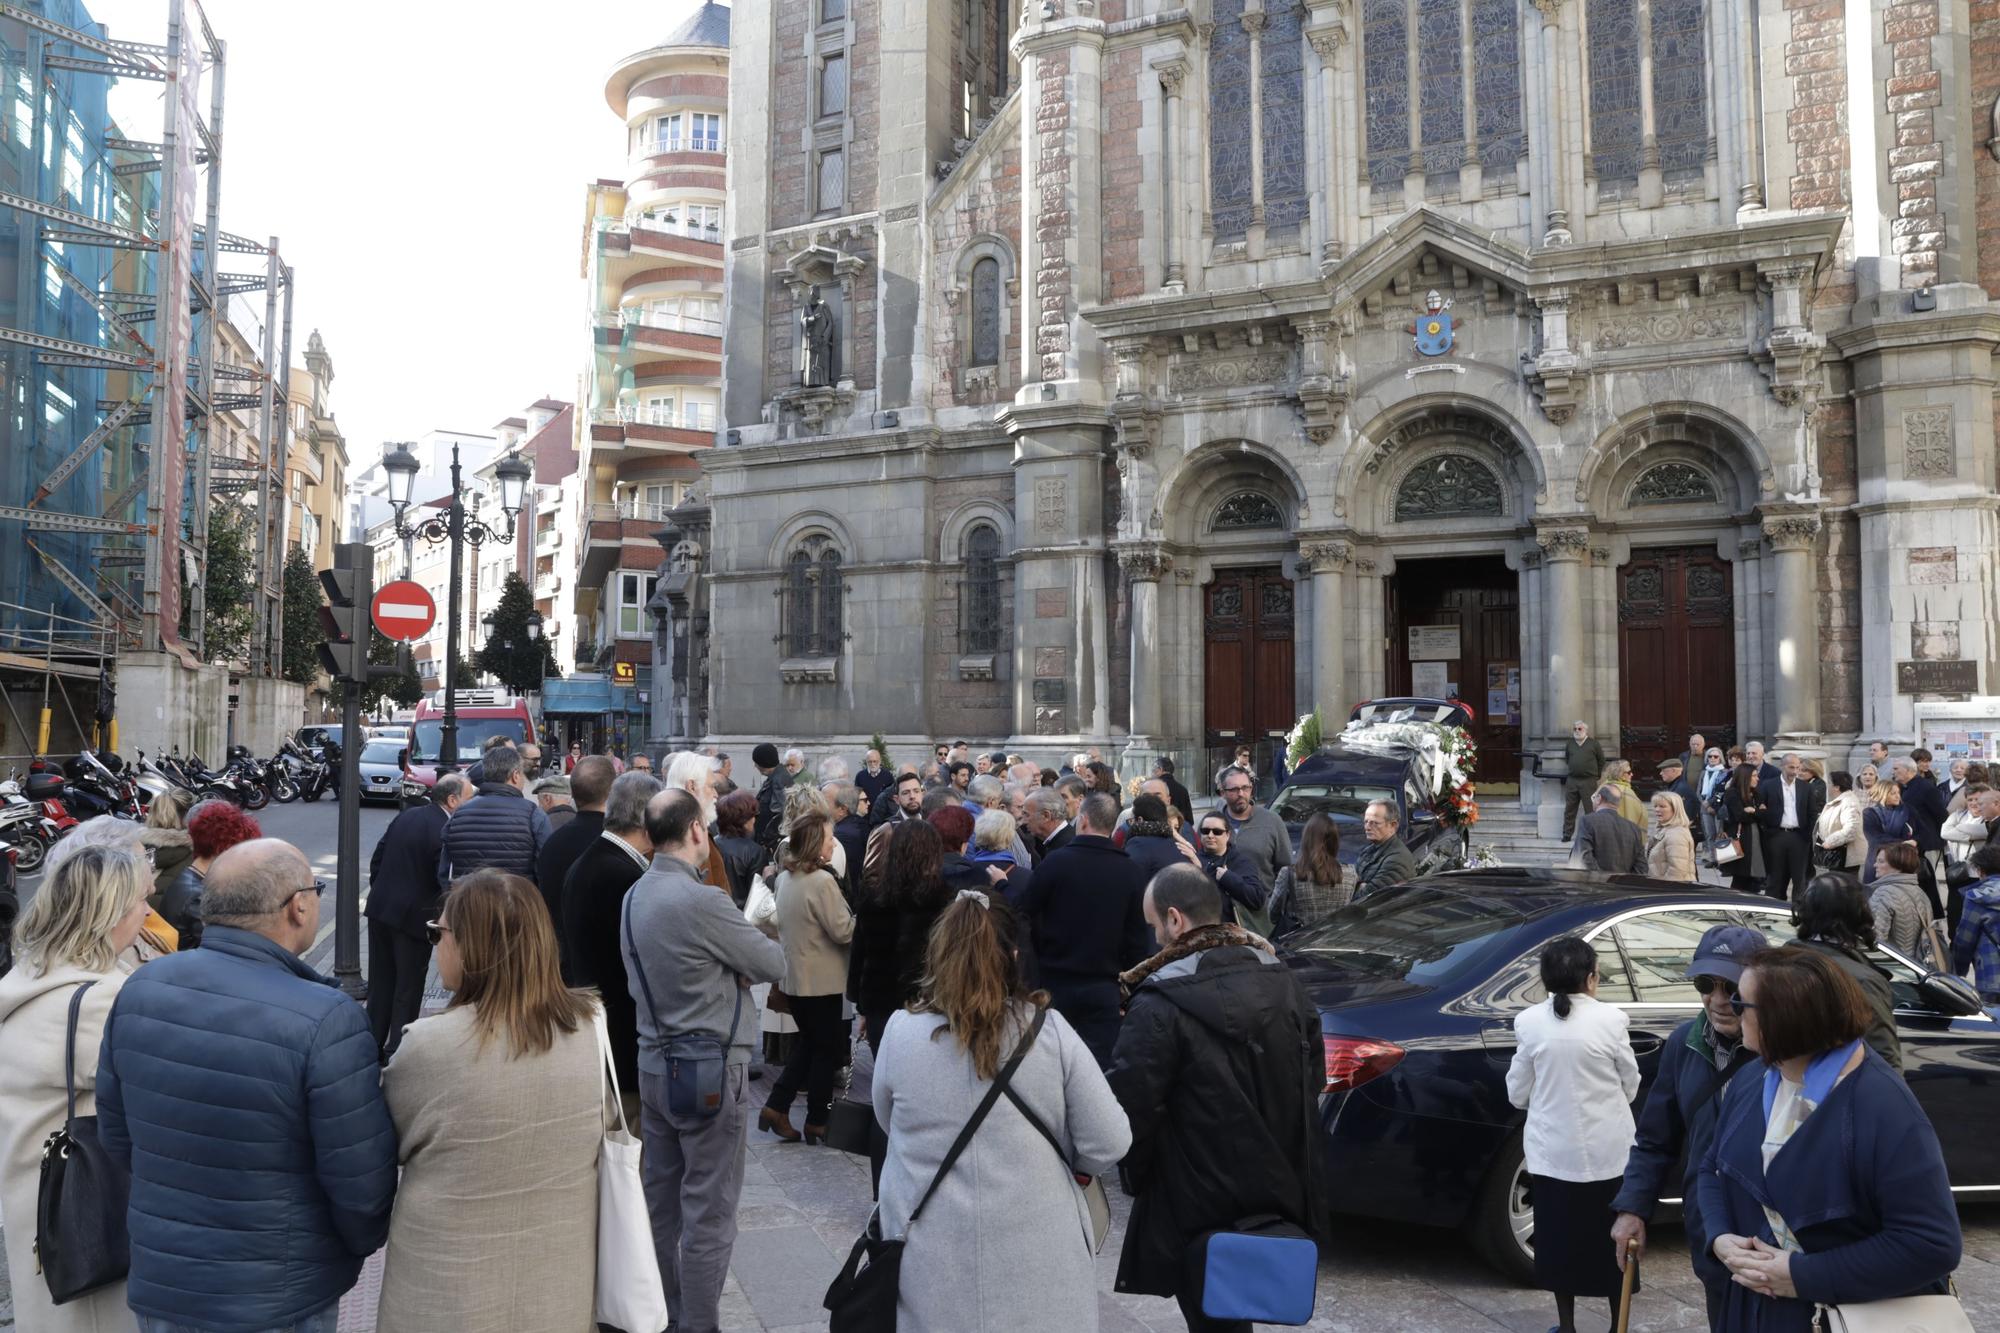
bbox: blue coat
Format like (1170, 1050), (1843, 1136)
(436, 781), (550, 889)
(96, 927), (399, 1331)
(1610, 1014), (1757, 1295)
(1693, 1047), (1960, 1332)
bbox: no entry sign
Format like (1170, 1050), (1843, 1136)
(371, 580), (436, 642)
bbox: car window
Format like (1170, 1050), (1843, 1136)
(361, 743), (406, 764)
(1730, 905), (1936, 1009)
(1614, 909), (1741, 1003)
(1271, 783), (1397, 826)
(1590, 934), (1637, 1003)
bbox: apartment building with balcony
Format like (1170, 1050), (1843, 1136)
(285, 332), (347, 576)
(577, 3), (729, 753)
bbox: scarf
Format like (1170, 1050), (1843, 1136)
(1118, 921), (1274, 1000)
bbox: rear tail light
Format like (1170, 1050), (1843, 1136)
(1323, 1036), (1405, 1093)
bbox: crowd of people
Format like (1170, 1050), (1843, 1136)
(0, 728), (1990, 1333)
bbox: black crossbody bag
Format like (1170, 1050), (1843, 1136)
(36, 980), (130, 1302)
(824, 1006), (1047, 1332)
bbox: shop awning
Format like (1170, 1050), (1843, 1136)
(541, 677), (641, 715)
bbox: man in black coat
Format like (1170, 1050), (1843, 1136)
(1898, 754), (1950, 860)
(436, 745), (551, 888)
(1018, 792), (1152, 1067)
(854, 746), (895, 815)
(1022, 786), (1073, 861)
(1757, 752), (1825, 901)
(1153, 756), (1194, 827)
(1658, 757), (1702, 827)
(365, 772), (468, 1058)
(534, 754), (615, 981)
(826, 781), (870, 891)
(563, 769), (664, 1094)
(751, 742), (790, 851)
(1107, 866), (1327, 1333)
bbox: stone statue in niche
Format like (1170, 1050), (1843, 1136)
(801, 287), (837, 387)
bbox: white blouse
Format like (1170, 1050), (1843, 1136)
(1505, 993), (1642, 1183)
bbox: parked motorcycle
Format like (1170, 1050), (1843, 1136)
(0, 777), (55, 874)
(262, 744), (302, 803)
(60, 751), (141, 821)
(132, 750), (199, 815)
(294, 739), (335, 803)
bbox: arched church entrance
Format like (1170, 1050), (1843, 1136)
(1354, 407), (1541, 790)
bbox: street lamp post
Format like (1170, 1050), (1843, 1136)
(382, 441), (531, 770)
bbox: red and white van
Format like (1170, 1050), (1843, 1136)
(405, 689), (538, 790)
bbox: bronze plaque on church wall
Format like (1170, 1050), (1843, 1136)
(1897, 660), (1978, 694)
(1035, 587), (1069, 619)
(1033, 679), (1066, 705)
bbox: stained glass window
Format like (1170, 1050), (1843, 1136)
(1472, 0), (1524, 177)
(1588, 0), (1643, 186)
(818, 549), (843, 652)
(816, 148), (846, 213)
(1363, 0), (1410, 192)
(1630, 462), (1718, 504)
(785, 550), (816, 657)
(1261, 1), (1308, 233)
(964, 525), (1002, 652)
(1651, 0), (1707, 179)
(969, 257), (1001, 367)
(1417, 0), (1464, 180)
(819, 53), (848, 118)
(1209, 0), (1254, 237)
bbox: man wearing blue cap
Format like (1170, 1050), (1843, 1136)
(1609, 923), (1766, 1329)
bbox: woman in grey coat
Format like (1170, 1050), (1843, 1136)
(873, 890), (1132, 1331)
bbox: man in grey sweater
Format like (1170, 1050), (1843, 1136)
(1217, 764), (1292, 899)
(621, 788), (785, 1333)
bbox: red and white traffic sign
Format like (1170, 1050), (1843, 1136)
(371, 580), (436, 642)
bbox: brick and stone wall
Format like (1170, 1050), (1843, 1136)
(1974, 0), (2000, 298)
(927, 113), (1023, 408)
(1101, 44), (1146, 302)
(1784, 0), (1848, 213)
(927, 472), (1015, 737)
(1034, 48), (1075, 383)
(1882, 0), (1946, 286)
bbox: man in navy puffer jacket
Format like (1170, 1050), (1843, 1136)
(98, 839), (397, 1333)
(436, 743), (550, 889)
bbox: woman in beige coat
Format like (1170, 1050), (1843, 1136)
(758, 809), (856, 1144)
(376, 869), (605, 1333)
(0, 843), (152, 1333)
(1647, 792), (1697, 882)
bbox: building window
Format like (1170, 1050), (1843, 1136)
(653, 113), (680, 152)
(821, 0), (847, 20)
(1211, 491), (1283, 530)
(782, 535), (844, 657)
(617, 571), (658, 636)
(642, 393), (675, 426)
(969, 257), (1001, 367)
(1629, 461), (1718, 505)
(1393, 454), (1505, 521)
(819, 54), (848, 118)
(681, 398), (716, 431)
(1364, 0), (1523, 192)
(1589, 0), (1707, 188)
(816, 148), (846, 214)
(689, 112), (721, 153)
(963, 523), (1002, 653)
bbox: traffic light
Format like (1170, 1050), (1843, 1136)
(316, 564), (367, 683)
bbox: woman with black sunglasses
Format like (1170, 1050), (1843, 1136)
(1695, 947), (1960, 1330)
(1192, 815), (1269, 931)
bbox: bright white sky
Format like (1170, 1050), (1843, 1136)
(88, 0), (702, 465)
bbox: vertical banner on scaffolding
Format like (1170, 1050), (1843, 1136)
(148, 0), (199, 654)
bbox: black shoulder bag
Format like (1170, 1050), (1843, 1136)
(35, 979), (130, 1302)
(824, 1005), (1047, 1332)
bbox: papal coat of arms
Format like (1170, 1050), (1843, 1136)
(1410, 288), (1454, 357)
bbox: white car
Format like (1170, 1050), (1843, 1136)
(368, 725), (410, 745)
(357, 740), (412, 804)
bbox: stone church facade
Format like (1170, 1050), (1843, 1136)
(682, 0), (2000, 807)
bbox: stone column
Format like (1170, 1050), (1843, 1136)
(1243, 3), (1268, 243)
(1761, 510), (1823, 746)
(1531, 0), (1574, 244)
(1635, 0), (1662, 206)
(1307, 25), (1347, 260)
(1118, 545), (1172, 753)
(1300, 540), (1351, 716)
(1536, 524), (1591, 738)
(1156, 60), (1188, 290)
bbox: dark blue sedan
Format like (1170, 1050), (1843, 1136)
(1288, 868), (2000, 1281)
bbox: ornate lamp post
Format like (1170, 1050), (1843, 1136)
(381, 441), (531, 770)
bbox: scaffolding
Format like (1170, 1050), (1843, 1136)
(0, 0), (293, 744)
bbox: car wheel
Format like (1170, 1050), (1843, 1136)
(1467, 1131), (1536, 1284)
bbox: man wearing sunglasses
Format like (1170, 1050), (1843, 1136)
(1610, 924), (1766, 1327)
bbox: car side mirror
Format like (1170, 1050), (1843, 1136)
(1917, 971), (1985, 1017)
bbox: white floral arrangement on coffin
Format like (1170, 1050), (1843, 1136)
(1331, 718), (1472, 801)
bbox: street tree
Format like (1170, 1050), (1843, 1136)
(475, 571), (556, 695)
(279, 548), (321, 685)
